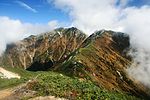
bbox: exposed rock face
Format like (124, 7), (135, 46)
(0, 27), (86, 70)
(0, 27), (149, 98)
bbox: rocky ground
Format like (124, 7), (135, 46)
(0, 67), (20, 79)
(0, 82), (66, 100)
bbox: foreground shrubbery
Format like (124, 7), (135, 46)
(0, 67), (141, 100)
(30, 72), (140, 100)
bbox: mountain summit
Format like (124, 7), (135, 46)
(0, 27), (149, 99)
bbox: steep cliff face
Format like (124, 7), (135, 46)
(1, 27), (86, 70)
(0, 27), (149, 98)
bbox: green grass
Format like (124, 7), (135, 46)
(0, 78), (23, 89)
(0, 67), (40, 90)
(0, 67), (142, 100)
(30, 72), (141, 100)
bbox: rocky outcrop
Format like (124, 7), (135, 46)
(0, 67), (20, 79)
(0, 27), (149, 98)
(0, 27), (86, 70)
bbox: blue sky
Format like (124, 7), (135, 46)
(0, 0), (149, 24)
(0, 0), (70, 24)
(127, 0), (149, 7)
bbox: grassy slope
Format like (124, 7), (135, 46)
(30, 72), (140, 100)
(0, 67), (39, 89)
(0, 67), (141, 100)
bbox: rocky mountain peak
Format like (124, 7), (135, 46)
(0, 27), (149, 99)
(1, 27), (87, 69)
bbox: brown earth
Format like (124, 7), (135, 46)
(0, 88), (13, 100)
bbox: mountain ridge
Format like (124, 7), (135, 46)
(0, 27), (149, 99)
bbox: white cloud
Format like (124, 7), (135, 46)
(16, 1), (38, 13)
(121, 6), (150, 87)
(50, 0), (119, 33)
(118, 0), (133, 7)
(0, 16), (58, 54)
(119, 6), (150, 49)
(48, 20), (58, 28)
(49, 0), (150, 87)
(127, 48), (150, 87)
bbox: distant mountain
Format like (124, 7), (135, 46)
(0, 27), (149, 99)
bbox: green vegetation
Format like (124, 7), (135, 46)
(0, 67), (142, 100)
(0, 78), (22, 89)
(30, 72), (141, 100)
(0, 67), (39, 90)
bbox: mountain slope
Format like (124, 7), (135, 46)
(0, 70), (141, 100)
(0, 27), (149, 99)
(1, 27), (86, 70)
(56, 30), (149, 98)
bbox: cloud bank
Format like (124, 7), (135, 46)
(49, 0), (150, 87)
(0, 16), (58, 54)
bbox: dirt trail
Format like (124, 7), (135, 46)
(0, 87), (66, 100)
(0, 67), (21, 100)
(0, 88), (13, 100)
